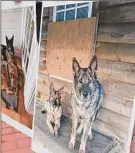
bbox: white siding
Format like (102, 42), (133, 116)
(2, 8), (23, 48)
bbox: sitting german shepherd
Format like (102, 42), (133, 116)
(1, 35), (24, 111)
(42, 83), (64, 136)
(69, 55), (103, 153)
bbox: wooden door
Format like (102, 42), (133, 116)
(46, 17), (96, 81)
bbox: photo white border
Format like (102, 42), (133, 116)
(1, 1), (36, 138)
(126, 96), (135, 153)
(2, 113), (32, 138)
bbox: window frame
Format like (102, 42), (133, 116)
(53, 2), (93, 22)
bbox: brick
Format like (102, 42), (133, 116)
(2, 127), (15, 135)
(2, 122), (9, 128)
(17, 138), (31, 148)
(2, 142), (17, 152)
(5, 147), (33, 153)
(2, 133), (28, 142)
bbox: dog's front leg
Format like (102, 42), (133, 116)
(79, 121), (91, 153)
(54, 119), (60, 136)
(69, 115), (78, 149)
(46, 118), (54, 135)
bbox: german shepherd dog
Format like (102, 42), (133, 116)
(1, 36), (14, 62)
(69, 55), (103, 153)
(1, 35), (23, 111)
(42, 83), (64, 136)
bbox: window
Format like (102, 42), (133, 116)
(21, 6), (38, 115)
(53, 2), (93, 22)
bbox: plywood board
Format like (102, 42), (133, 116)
(46, 17), (96, 81)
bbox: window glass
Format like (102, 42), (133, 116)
(77, 6), (89, 19)
(77, 2), (89, 6)
(65, 9), (75, 20)
(56, 12), (64, 21)
(56, 5), (65, 11)
(66, 4), (76, 9)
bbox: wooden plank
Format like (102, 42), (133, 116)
(99, 3), (135, 23)
(98, 59), (135, 84)
(102, 94), (132, 118)
(46, 18), (96, 81)
(97, 23), (135, 44)
(97, 108), (130, 132)
(38, 72), (135, 101)
(99, 77), (135, 101)
(100, 0), (135, 6)
(96, 42), (135, 63)
(94, 120), (128, 144)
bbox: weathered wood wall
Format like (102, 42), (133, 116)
(37, 1), (135, 145)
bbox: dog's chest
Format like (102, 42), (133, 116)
(72, 98), (94, 119)
(47, 105), (62, 122)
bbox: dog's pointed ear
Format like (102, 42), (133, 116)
(72, 57), (80, 74)
(11, 35), (14, 43)
(58, 86), (64, 95)
(50, 82), (54, 91)
(6, 36), (8, 44)
(89, 55), (98, 72)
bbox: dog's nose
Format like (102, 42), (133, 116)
(83, 92), (88, 97)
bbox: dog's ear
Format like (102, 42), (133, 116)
(89, 55), (98, 72)
(58, 86), (64, 95)
(11, 35), (14, 44)
(6, 36), (8, 44)
(58, 86), (64, 101)
(50, 82), (54, 91)
(72, 57), (80, 74)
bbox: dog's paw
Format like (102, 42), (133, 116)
(79, 149), (85, 153)
(88, 134), (93, 140)
(54, 130), (58, 137)
(50, 129), (55, 135)
(69, 139), (75, 149)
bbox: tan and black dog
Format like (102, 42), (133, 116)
(69, 55), (103, 153)
(42, 83), (64, 136)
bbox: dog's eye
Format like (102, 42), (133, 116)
(79, 79), (82, 83)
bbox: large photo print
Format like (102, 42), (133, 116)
(32, 1), (135, 153)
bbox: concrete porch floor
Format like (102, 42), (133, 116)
(33, 102), (124, 153)
(1, 121), (33, 153)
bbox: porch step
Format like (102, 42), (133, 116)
(33, 102), (124, 153)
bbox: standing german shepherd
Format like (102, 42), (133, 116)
(42, 83), (64, 136)
(69, 55), (103, 153)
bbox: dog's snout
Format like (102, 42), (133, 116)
(83, 92), (88, 97)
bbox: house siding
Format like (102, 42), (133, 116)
(2, 8), (23, 49)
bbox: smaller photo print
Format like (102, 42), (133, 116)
(1, 2), (37, 129)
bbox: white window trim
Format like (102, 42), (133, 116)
(21, 4), (37, 115)
(53, 1), (93, 22)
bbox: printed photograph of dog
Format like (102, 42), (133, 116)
(32, 1), (135, 153)
(1, 5), (37, 129)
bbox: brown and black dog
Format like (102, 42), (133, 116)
(1, 36), (24, 111)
